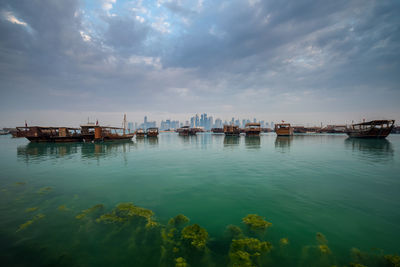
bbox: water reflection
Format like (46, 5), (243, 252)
(275, 136), (293, 153)
(17, 141), (135, 163)
(344, 138), (394, 162)
(81, 141), (135, 159)
(224, 136), (240, 148)
(17, 142), (80, 162)
(245, 136), (260, 149)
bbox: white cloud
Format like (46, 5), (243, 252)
(1, 11), (27, 26)
(151, 17), (171, 33)
(80, 31), (92, 42)
(102, 0), (116, 11)
(128, 55), (162, 69)
(135, 15), (145, 23)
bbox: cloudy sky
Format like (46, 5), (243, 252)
(0, 0), (399, 127)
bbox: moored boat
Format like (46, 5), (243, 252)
(81, 125), (134, 142)
(245, 123), (261, 136)
(211, 128), (224, 134)
(224, 125), (240, 136)
(21, 126), (83, 142)
(275, 123), (293, 136)
(177, 126), (197, 136)
(146, 127), (159, 137)
(135, 128), (146, 138)
(346, 120), (395, 139)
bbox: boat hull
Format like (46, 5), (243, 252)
(346, 128), (393, 139)
(27, 136), (83, 143)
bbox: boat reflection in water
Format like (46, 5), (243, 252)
(244, 136), (260, 149)
(275, 136), (293, 153)
(344, 138), (393, 162)
(17, 142), (81, 162)
(17, 141), (134, 163)
(223, 136), (240, 148)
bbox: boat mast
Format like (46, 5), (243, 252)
(123, 114), (127, 135)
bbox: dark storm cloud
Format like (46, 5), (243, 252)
(0, 0), (399, 126)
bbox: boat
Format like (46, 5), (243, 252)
(224, 125), (240, 136)
(135, 128), (146, 138)
(211, 128), (224, 134)
(20, 126), (83, 142)
(245, 123), (261, 136)
(177, 126), (197, 136)
(275, 123), (293, 136)
(81, 125), (134, 142)
(146, 127), (159, 137)
(346, 120), (395, 139)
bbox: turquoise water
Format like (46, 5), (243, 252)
(0, 133), (399, 266)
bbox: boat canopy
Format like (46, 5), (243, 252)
(352, 120), (394, 126)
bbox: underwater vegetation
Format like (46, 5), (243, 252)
(181, 224), (209, 249)
(75, 204), (104, 219)
(95, 202), (158, 228)
(384, 254), (400, 267)
(37, 186), (52, 194)
(3, 198), (399, 267)
(242, 214), (272, 231)
(58, 205), (69, 211)
(169, 214), (190, 228)
(279, 237), (289, 246)
(17, 213), (45, 232)
(229, 238), (272, 266)
(25, 207), (38, 212)
(175, 257), (188, 267)
(15, 182), (26, 186)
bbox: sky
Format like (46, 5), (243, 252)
(0, 0), (399, 127)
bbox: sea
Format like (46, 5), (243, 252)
(0, 133), (399, 266)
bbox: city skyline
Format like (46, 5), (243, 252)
(1, 1), (399, 128)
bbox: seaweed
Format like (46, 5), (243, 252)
(181, 224), (209, 249)
(242, 214), (272, 231)
(229, 238), (272, 266)
(76, 204), (104, 219)
(95, 202), (156, 228)
(175, 257), (188, 267)
(316, 232), (327, 244)
(15, 182), (26, 186)
(318, 244), (331, 254)
(385, 254), (400, 267)
(349, 263), (367, 267)
(58, 205), (68, 211)
(226, 225), (244, 240)
(169, 214), (190, 228)
(25, 207), (38, 212)
(37, 186), (53, 194)
(17, 213), (45, 232)
(279, 237), (289, 246)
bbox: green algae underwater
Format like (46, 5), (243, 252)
(1, 134), (400, 266)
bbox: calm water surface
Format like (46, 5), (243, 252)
(0, 133), (399, 266)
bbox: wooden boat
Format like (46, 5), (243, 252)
(245, 123), (261, 136)
(224, 125), (240, 136)
(20, 126), (83, 142)
(275, 123), (293, 136)
(346, 120), (395, 139)
(81, 125), (134, 142)
(146, 127), (159, 137)
(177, 126), (197, 136)
(211, 128), (224, 133)
(135, 128), (146, 138)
